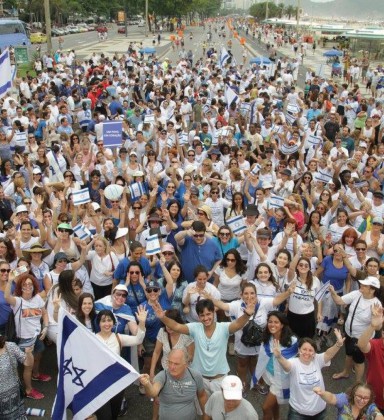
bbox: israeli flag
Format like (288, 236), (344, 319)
(73, 223), (93, 241)
(72, 188), (91, 206)
(226, 215), (246, 235)
(269, 195), (285, 209)
(220, 47), (230, 69)
(314, 281), (330, 303)
(225, 84), (239, 107)
(52, 309), (139, 420)
(315, 170), (333, 183)
(128, 182), (144, 200)
(146, 234), (161, 255)
(0, 49), (12, 99)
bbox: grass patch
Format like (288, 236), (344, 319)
(17, 63), (37, 78)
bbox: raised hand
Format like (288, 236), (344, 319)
(152, 300), (165, 319)
(370, 303), (384, 329)
(333, 328), (345, 346)
(272, 339), (281, 358)
(52, 292), (62, 310)
(136, 305), (148, 324)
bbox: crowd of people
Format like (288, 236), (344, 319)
(1, 16), (384, 420)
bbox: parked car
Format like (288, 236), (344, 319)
(30, 32), (47, 43)
(66, 25), (79, 33)
(138, 20), (145, 27)
(51, 28), (64, 37)
(117, 27), (126, 34)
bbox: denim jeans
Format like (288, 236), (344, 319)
(288, 405), (327, 420)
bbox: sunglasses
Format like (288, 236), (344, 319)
(24, 201), (32, 205)
(110, 200), (119, 203)
(129, 271), (140, 275)
(163, 251), (174, 256)
(114, 292), (127, 298)
(167, 186), (175, 189)
(188, 154), (195, 157)
(298, 263), (309, 268)
(193, 234), (204, 238)
(226, 258), (236, 262)
(355, 248), (366, 251)
(133, 206), (141, 210)
(220, 232), (230, 237)
(197, 212), (206, 216)
(58, 228), (71, 233)
(146, 288), (160, 293)
(0, 268), (11, 273)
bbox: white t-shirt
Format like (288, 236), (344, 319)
(86, 251), (119, 286)
(95, 328), (145, 355)
(246, 246), (278, 281)
(214, 267), (244, 301)
(288, 353), (329, 416)
(182, 282), (221, 323)
(250, 279), (278, 298)
(227, 298), (275, 356)
(13, 295), (45, 339)
(288, 276), (320, 315)
(272, 232), (303, 257)
(342, 291), (382, 338)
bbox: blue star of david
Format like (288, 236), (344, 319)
(63, 357), (86, 387)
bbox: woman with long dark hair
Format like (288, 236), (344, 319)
(225, 191), (245, 220)
(254, 311), (298, 420)
(287, 250), (322, 340)
(46, 269), (78, 343)
(159, 258), (187, 316)
(0, 237), (17, 268)
(300, 210), (327, 244)
(75, 293), (96, 330)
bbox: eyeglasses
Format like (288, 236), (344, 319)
(298, 263), (309, 268)
(163, 251), (174, 256)
(0, 268), (10, 273)
(184, 178), (192, 182)
(58, 228), (70, 233)
(355, 248), (366, 251)
(133, 206), (141, 210)
(226, 257), (236, 262)
(303, 176), (311, 180)
(146, 288), (160, 293)
(129, 271), (140, 275)
(230, 162), (238, 166)
(188, 154), (195, 157)
(114, 292), (127, 298)
(193, 234), (204, 238)
(220, 232), (230, 237)
(355, 395), (370, 401)
(211, 191), (219, 194)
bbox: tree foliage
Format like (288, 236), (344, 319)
(249, 2), (298, 21)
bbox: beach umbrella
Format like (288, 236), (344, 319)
(139, 47), (156, 54)
(323, 50), (343, 57)
(249, 56), (271, 65)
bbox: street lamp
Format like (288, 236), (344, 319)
(44, 0), (52, 54)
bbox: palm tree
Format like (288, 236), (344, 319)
(285, 5), (295, 19)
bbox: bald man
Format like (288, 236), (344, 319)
(140, 348), (207, 420)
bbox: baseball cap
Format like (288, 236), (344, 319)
(221, 375), (243, 400)
(372, 217), (384, 225)
(16, 205), (28, 214)
(113, 284), (128, 293)
(190, 186), (199, 196)
(358, 276), (380, 289)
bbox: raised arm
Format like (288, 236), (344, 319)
(272, 338), (292, 372)
(358, 304), (383, 353)
(324, 328), (345, 364)
(152, 301), (189, 335)
(312, 387), (337, 405)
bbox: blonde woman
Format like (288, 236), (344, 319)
(259, 159), (277, 186)
(86, 236), (119, 299)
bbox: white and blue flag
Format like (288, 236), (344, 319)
(226, 215), (246, 235)
(72, 188), (91, 206)
(220, 47), (230, 68)
(0, 49), (12, 99)
(52, 309), (139, 420)
(225, 84), (239, 107)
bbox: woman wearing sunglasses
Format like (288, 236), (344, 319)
(138, 279), (172, 395)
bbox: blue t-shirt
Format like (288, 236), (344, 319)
(142, 291), (172, 341)
(0, 290), (12, 327)
(188, 322), (230, 376)
(321, 255), (348, 292)
(114, 257), (152, 282)
(125, 283), (147, 314)
(211, 237), (240, 258)
(180, 236), (221, 283)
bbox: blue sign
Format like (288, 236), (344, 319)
(103, 121), (123, 147)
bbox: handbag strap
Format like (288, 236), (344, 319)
(129, 283), (140, 305)
(349, 295), (362, 336)
(109, 253), (115, 272)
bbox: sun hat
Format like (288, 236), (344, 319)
(115, 227), (128, 239)
(22, 243), (52, 259)
(57, 223), (74, 234)
(358, 277), (380, 289)
(198, 205), (212, 219)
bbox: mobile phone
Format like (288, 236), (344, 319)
(12, 265), (28, 277)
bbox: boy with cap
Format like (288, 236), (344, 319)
(203, 375), (258, 419)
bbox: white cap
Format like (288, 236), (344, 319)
(113, 284), (128, 293)
(358, 276), (380, 289)
(221, 375), (243, 400)
(32, 168), (42, 174)
(16, 205), (28, 213)
(91, 202), (101, 211)
(115, 227), (128, 240)
(359, 141), (368, 148)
